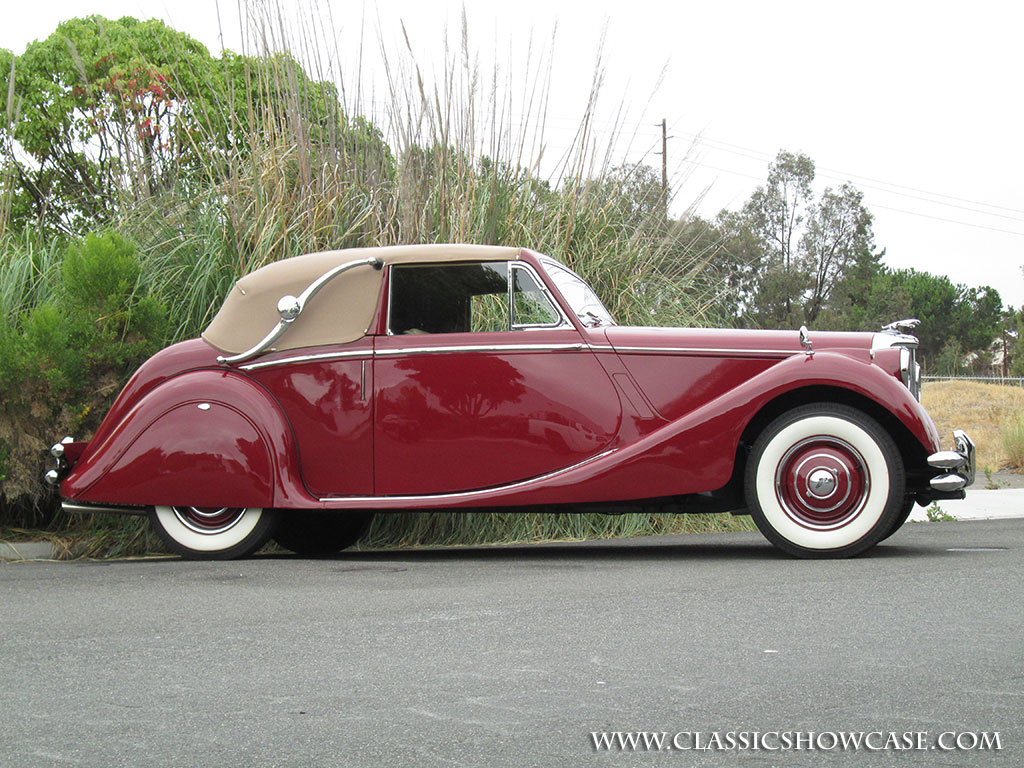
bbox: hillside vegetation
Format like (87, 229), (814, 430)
(923, 380), (1024, 473)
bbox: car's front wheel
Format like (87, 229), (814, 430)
(150, 506), (278, 560)
(879, 497), (917, 542)
(744, 404), (905, 558)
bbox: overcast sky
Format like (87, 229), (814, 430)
(4, 0), (1022, 308)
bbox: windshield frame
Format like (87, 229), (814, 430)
(537, 256), (617, 328)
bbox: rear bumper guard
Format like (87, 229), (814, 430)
(43, 437), (75, 487)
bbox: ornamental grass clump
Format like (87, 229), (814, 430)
(1001, 411), (1024, 469)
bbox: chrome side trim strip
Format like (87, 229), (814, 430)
(244, 343), (792, 369)
(241, 343), (586, 370)
(240, 350), (372, 371)
(375, 342), (586, 357)
(62, 502), (148, 516)
(590, 345), (795, 358)
(321, 448), (616, 503)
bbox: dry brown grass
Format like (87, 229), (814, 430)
(922, 380), (1024, 472)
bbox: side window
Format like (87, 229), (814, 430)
(389, 262), (563, 335)
(390, 262), (508, 335)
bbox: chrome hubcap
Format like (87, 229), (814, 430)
(775, 437), (870, 529)
(172, 506), (248, 535)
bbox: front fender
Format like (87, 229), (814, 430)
(742, 351), (941, 451)
(558, 350), (940, 503)
(62, 369), (311, 508)
(596, 350), (939, 497)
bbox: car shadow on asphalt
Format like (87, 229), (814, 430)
(264, 535), (937, 564)
(69, 533), (943, 566)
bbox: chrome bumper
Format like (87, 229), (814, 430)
(926, 430), (975, 493)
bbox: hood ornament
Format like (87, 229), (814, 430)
(881, 318), (920, 335)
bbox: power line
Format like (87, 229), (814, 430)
(866, 203), (1024, 237)
(674, 129), (1024, 218)
(697, 140), (1024, 224)
(694, 161), (1024, 237)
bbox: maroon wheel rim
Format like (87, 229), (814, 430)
(172, 506), (248, 535)
(774, 437), (870, 529)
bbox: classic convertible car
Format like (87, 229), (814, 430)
(45, 244), (974, 559)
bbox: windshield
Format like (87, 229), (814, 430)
(539, 258), (616, 328)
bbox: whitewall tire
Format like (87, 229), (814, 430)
(744, 404), (905, 558)
(150, 506), (278, 560)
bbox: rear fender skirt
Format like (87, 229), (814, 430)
(61, 370), (311, 508)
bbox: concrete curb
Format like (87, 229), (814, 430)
(909, 488), (1024, 523)
(0, 541), (57, 562)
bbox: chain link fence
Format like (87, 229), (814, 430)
(923, 375), (1024, 387)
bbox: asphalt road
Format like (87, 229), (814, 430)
(2, 520), (1022, 767)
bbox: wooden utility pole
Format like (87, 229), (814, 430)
(660, 118), (668, 216)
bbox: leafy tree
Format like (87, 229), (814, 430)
(0, 16), (375, 236)
(601, 163), (666, 230)
(712, 209), (762, 319)
(0, 17), (217, 233)
(740, 150), (815, 324)
(954, 285), (1002, 354)
(744, 150), (815, 275)
(801, 183), (874, 323)
(734, 150), (879, 328)
(868, 269), (1002, 369)
(1007, 308), (1024, 377)
(817, 246), (891, 330)
(873, 270), (957, 364)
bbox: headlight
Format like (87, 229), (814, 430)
(873, 322), (922, 402)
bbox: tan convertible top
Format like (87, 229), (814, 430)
(203, 244), (523, 354)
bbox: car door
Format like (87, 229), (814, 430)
(374, 260), (622, 496)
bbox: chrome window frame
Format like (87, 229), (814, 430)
(385, 261), (569, 336)
(510, 263), (569, 330)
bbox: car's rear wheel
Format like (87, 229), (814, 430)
(273, 511), (375, 556)
(744, 404), (905, 558)
(150, 506), (278, 560)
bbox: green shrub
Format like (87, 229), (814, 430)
(0, 231), (169, 521)
(62, 232), (142, 316)
(0, 321), (27, 395)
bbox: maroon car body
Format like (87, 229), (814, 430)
(46, 245), (975, 559)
